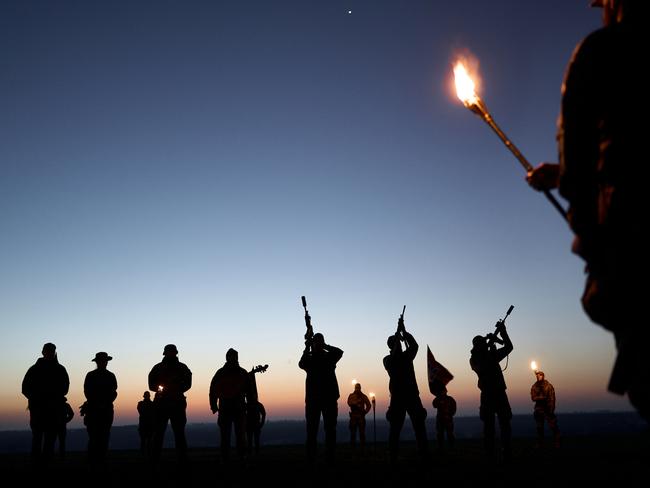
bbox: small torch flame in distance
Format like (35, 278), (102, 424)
(453, 61), (479, 108)
(369, 392), (376, 405)
(530, 361), (538, 372)
(158, 385), (164, 392)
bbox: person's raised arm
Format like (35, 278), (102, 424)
(495, 322), (513, 361)
(402, 331), (419, 360)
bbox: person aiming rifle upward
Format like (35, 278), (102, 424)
(298, 296), (343, 463)
(470, 306), (514, 461)
(383, 306), (429, 463)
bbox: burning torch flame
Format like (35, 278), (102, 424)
(158, 385), (164, 392)
(530, 361), (538, 372)
(453, 61), (479, 107)
(451, 55), (569, 221)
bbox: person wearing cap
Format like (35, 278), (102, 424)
(22, 342), (70, 463)
(148, 344), (192, 463)
(209, 348), (252, 461)
(83, 351), (118, 464)
(299, 331), (344, 463)
(531, 370), (561, 448)
(383, 316), (428, 464)
(469, 320), (514, 460)
(526, 0), (650, 423)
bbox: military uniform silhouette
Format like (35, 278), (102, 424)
(299, 332), (343, 462)
(531, 370), (560, 448)
(526, 0), (650, 422)
(470, 321), (513, 459)
(383, 318), (428, 463)
(347, 383), (371, 450)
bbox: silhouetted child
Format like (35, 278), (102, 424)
(432, 386), (456, 451)
(57, 398), (74, 458)
(137, 391), (155, 457)
(246, 400), (266, 456)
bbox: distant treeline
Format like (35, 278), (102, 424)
(0, 411), (645, 454)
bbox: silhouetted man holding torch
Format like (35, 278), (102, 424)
(470, 319), (513, 460)
(148, 344), (192, 463)
(383, 311), (428, 464)
(531, 370), (560, 448)
(526, 0), (650, 422)
(299, 298), (344, 463)
(347, 382), (372, 451)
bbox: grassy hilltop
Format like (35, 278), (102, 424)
(1, 435), (648, 488)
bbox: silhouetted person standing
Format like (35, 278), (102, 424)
(57, 398), (74, 459)
(383, 316), (428, 463)
(246, 400), (266, 456)
(22, 342), (70, 464)
(526, 0), (650, 422)
(470, 319), (513, 460)
(137, 391), (155, 457)
(148, 344), (192, 463)
(83, 352), (118, 465)
(432, 385), (456, 451)
(299, 332), (344, 462)
(347, 382), (371, 451)
(531, 370), (561, 448)
(246, 364), (268, 456)
(209, 348), (251, 461)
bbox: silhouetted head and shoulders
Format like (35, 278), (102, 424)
(299, 333), (344, 367)
(148, 344), (192, 397)
(22, 342), (70, 404)
(383, 328), (420, 396)
(209, 348), (252, 412)
(298, 333), (343, 402)
(347, 383), (371, 414)
(84, 352), (118, 405)
(137, 391), (153, 413)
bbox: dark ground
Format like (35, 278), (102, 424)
(2, 434), (649, 488)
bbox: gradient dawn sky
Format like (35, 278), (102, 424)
(0, 0), (633, 431)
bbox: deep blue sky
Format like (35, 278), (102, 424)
(1, 1), (630, 429)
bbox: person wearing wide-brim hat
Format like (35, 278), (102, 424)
(83, 351), (118, 464)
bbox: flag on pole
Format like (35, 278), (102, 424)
(427, 345), (453, 395)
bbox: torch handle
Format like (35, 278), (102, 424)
(480, 110), (568, 222)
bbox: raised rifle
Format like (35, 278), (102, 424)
(301, 296), (313, 341)
(394, 305), (407, 345)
